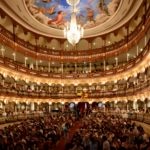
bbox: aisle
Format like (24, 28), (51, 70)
(54, 121), (81, 150)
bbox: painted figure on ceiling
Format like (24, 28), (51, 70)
(39, 5), (57, 15)
(98, 0), (109, 15)
(48, 11), (65, 26)
(26, 0), (121, 29)
(86, 8), (95, 22)
(47, 5), (57, 15)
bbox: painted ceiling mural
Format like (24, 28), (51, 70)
(25, 0), (121, 29)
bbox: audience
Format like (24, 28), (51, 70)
(0, 113), (75, 150)
(65, 112), (150, 150)
(0, 110), (150, 150)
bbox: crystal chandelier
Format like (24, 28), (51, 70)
(64, 0), (84, 46)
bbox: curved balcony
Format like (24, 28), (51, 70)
(0, 40), (149, 79)
(0, 3), (150, 62)
(0, 65), (149, 99)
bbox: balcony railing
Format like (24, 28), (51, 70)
(0, 77), (149, 99)
(0, 40), (149, 79)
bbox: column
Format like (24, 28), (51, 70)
(127, 53), (130, 61)
(48, 85), (51, 93)
(31, 102), (35, 111)
(136, 45), (139, 56)
(137, 102), (139, 111)
(127, 82), (129, 89)
(115, 57), (118, 67)
(82, 64), (84, 73)
(133, 100), (138, 111)
(75, 63), (77, 73)
(37, 102), (40, 111)
(3, 101), (6, 112)
(2, 79), (5, 87)
(0, 102), (3, 109)
(104, 85), (106, 92)
(103, 102), (106, 112)
(103, 60), (106, 71)
(18, 102), (21, 112)
(1, 46), (5, 57)
(136, 78), (139, 85)
(48, 62), (51, 72)
(144, 103), (147, 113)
(49, 103), (51, 112)
(14, 103), (16, 112)
(26, 102), (28, 111)
(103, 37), (106, 47)
(145, 35), (147, 46)
(147, 100), (150, 110)
(12, 53), (16, 61)
(89, 62), (92, 73)
(24, 57), (28, 67)
(127, 102), (129, 111)
(61, 63), (63, 74)
(30, 63), (34, 69)
(62, 103), (65, 112)
(36, 60), (38, 70)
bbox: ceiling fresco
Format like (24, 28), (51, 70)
(25, 0), (121, 30)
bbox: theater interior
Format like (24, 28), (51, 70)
(0, 0), (150, 149)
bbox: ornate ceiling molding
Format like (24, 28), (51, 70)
(1, 0), (143, 38)
(1, 16), (149, 62)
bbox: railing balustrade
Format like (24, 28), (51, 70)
(0, 40), (149, 79)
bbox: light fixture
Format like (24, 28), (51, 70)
(64, 0), (84, 46)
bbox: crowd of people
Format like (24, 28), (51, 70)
(0, 113), (75, 150)
(0, 110), (150, 150)
(65, 113), (150, 150)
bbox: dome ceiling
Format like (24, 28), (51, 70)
(1, 0), (142, 38)
(25, 0), (121, 30)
